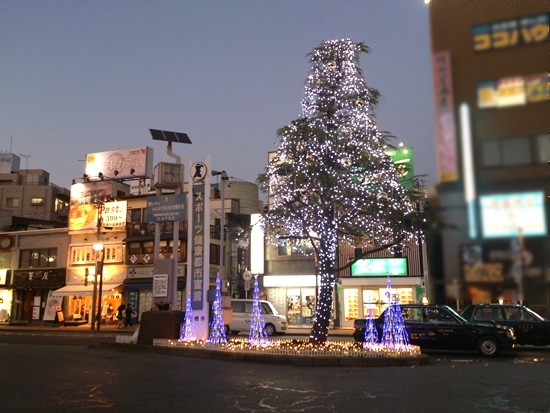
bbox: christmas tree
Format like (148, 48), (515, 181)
(180, 293), (196, 341)
(248, 275), (269, 346)
(206, 275), (227, 345)
(258, 39), (425, 345)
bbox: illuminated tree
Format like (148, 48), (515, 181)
(258, 39), (425, 345)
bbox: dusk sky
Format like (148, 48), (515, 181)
(1, 1), (435, 191)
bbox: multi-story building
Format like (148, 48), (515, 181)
(0, 153), (70, 230)
(427, 1), (548, 312)
(1, 172), (260, 325)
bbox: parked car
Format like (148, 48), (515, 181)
(353, 304), (516, 357)
(461, 304), (550, 346)
(226, 299), (287, 336)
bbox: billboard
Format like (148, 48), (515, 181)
(85, 146), (153, 179)
(351, 258), (408, 277)
(69, 200), (127, 231)
(480, 191), (547, 238)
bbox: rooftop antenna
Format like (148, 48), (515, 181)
(20, 153), (31, 169)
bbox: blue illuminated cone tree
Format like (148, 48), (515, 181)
(248, 275), (269, 346)
(180, 293), (196, 341)
(206, 275), (227, 345)
(381, 277), (410, 349)
(258, 39), (425, 345)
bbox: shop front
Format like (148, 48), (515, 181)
(9, 269), (66, 324)
(338, 276), (424, 327)
(53, 282), (123, 324)
(54, 265), (127, 325)
(0, 268), (11, 323)
(263, 274), (330, 326)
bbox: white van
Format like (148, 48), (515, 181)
(227, 299), (287, 336)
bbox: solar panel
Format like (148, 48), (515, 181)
(149, 129), (192, 144)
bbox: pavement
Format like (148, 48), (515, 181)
(0, 321), (354, 337)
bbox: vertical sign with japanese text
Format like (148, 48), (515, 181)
(191, 184), (205, 310)
(432, 51), (458, 183)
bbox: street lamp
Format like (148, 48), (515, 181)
(90, 202), (104, 331)
(213, 170), (229, 285)
(93, 242), (104, 331)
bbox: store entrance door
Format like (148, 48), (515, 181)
(286, 288), (316, 325)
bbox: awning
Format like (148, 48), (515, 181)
(52, 283), (122, 296)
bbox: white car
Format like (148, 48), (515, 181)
(227, 299), (287, 336)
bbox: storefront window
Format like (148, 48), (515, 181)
(344, 289), (359, 321)
(286, 288), (316, 324)
(362, 289), (380, 317)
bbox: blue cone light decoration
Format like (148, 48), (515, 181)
(206, 275), (227, 345)
(248, 275), (269, 346)
(381, 276), (410, 349)
(180, 293), (196, 341)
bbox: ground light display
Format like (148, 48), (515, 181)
(248, 275), (269, 347)
(256, 38), (426, 345)
(170, 276), (418, 358)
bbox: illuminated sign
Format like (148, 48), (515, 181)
(386, 147), (415, 190)
(351, 258), (408, 277)
(477, 73), (546, 109)
(85, 146), (154, 179)
(473, 13), (548, 52)
(480, 191), (547, 238)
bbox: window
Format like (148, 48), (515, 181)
(55, 198), (65, 212)
(70, 245), (122, 265)
(536, 134), (549, 163)
(481, 136), (538, 167)
(31, 197), (45, 206)
(129, 208), (143, 224)
(20, 248), (57, 268)
(6, 198), (19, 208)
(210, 244), (220, 265)
(502, 137), (531, 166)
(124, 240), (186, 265)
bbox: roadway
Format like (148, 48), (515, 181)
(0, 324), (549, 412)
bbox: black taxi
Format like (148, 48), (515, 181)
(461, 304), (550, 346)
(353, 304), (516, 357)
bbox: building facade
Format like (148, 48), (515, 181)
(428, 1), (548, 312)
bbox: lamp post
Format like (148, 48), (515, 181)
(93, 242), (104, 331)
(213, 170), (229, 288)
(89, 202), (104, 331)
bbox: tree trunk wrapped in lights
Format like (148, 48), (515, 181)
(258, 39), (426, 345)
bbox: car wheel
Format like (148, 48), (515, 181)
(264, 323), (276, 336)
(223, 325), (230, 335)
(477, 336), (499, 357)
